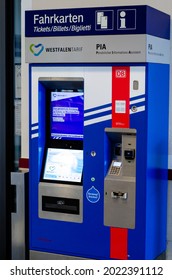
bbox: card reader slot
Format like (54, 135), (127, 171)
(111, 191), (128, 200)
(42, 196), (80, 215)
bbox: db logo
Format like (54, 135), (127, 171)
(115, 69), (126, 78)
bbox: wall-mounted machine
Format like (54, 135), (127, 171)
(25, 5), (170, 260)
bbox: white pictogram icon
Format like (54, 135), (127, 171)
(97, 12), (108, 29)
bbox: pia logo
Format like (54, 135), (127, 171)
(30, 43), (44, 56)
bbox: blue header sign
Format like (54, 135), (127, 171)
(25, 6), (170, 39)
(25, 5), (170, 64)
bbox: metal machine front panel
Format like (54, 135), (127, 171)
(104, 128), (136, 229)
(104, 178), (135, 228)
(39, 182), (83, 223)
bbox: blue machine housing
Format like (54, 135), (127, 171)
(128, 63), (169, 259)
(29, 62), (169, 260)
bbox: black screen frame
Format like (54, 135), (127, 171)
(40, 140), (83, 185)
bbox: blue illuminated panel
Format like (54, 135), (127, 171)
(50, 91), (84, 140)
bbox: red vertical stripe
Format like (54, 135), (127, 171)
(110, 228), (128, 260)
(112, 66), (130, 128)
(110, 66), (130, 260)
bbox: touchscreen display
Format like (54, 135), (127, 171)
(50, 91), (84, 140)
(43, 148), (83, 183)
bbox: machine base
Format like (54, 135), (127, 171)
(30, 250), (88, 260)
(29, 250), (166, 260)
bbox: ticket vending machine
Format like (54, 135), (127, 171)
(26, 6), (170, 260)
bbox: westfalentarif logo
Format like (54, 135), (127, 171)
(30, 43), (44, 56)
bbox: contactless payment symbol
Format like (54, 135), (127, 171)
(30, 43), (44, 56)
(95, 10), (114, 31)
(86, 186), (100, 203)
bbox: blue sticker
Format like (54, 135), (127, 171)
(86, 186), (100, 203)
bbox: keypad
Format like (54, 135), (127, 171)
(110, 166), (120, 175)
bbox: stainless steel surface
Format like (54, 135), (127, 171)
(30, 250), (87, 260)
(104, 128), (136, 229)
(11, 171), (29, 260)
(104, 178), (136, 228)
(39, 182), (83, 223)
(105, 127), (136, 139)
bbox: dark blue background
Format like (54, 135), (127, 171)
(25, 6), (170, 39)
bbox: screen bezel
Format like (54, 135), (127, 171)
(40, 140), (83, 185)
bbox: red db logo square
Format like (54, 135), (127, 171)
(115, 69), (126, 78)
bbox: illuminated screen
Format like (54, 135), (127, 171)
(43, 148), (83, 183)
(50, 91), (84, 140)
